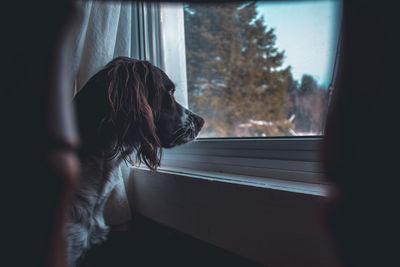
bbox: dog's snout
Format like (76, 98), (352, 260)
(193, 114), (205, 129)
(185, 109), (205, 130)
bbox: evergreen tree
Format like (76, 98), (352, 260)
(184, 1), (292, 136)
(299, 74), (318, 95)
(288, 74), (329, 134)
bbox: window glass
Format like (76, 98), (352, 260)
(184, 0), (342, 137)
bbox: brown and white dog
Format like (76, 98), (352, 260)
(68, 57), (204, 266)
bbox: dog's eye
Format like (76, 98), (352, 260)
(163, 91), (176, 108)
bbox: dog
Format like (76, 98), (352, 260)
(67, 57), (204, 266)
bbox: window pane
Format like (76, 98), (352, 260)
(184, 0), (342, 137)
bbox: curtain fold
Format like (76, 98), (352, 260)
(73, 1), (132, 91)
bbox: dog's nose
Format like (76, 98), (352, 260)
(194, 115), (205, 129)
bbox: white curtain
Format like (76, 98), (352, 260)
(72, 0), (135, 92)
(71, 1), (189, 103)
(71, 0), (135, 226)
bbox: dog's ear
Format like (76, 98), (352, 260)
(101, 58), (162, 169)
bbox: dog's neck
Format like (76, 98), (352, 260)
(78, 143), (123, 187)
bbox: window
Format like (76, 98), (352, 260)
(140, 0), (342, 187)
(183, 1), (342, 138)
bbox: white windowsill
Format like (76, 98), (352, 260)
(133, 166), (330, 196)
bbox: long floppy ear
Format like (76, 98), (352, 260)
(100, 57), (163, 169)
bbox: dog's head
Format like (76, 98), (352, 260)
(74, 57), (204, 169)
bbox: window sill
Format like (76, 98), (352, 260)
(135, 166), (330, 196)
(159, 137), (326, 184)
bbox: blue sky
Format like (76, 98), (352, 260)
(256, 0), (342, 87)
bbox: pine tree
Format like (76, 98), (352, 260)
(288, 74), (329, 134)
(184, 1), (292, 136)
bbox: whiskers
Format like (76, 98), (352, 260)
(171, 127), (190, 144)
(164, 112), (204, 147)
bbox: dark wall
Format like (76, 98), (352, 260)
(3, 1), (79, 266)
(323, 1), (397, 266)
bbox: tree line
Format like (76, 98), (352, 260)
(184, 1), (329, 137)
